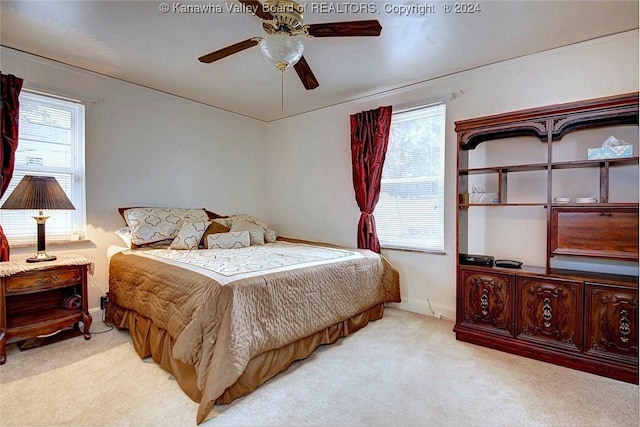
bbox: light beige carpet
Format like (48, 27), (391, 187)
(1, 308), (638, 426)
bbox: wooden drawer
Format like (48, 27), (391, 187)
(516, 275), (583, 353)
(550, 207), (639, 260)
(4, 266), (83, 294)
(584, 283), (638, 365)
(458, 267), (515, 337)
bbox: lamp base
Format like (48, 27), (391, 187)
(26, 252), (57, 263)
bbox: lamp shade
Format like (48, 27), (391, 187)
(260, 34), (304, 72)
(1, 176), (75, 211)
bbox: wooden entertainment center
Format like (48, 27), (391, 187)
(454, 93), (639, 383)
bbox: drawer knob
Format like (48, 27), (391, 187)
(35, 275), (59, 285)
(599, 212), (613, 217)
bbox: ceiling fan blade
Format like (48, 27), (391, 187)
(305, 20), (382, 37)
(294, 56), (319, 90)
(198, 38), (261, 63)
(237, 0), (274, 20)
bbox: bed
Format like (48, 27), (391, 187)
(105, 208), (400, 423)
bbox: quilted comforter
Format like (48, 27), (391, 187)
(108, 241), (400, 423)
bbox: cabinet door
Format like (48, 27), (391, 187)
(550, 207), (639, 260)
(516, 276), (582, 353)
(458, 268), (514, 337)
(585, 283), (638, 365)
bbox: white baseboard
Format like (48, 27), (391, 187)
(388, 298), (455, 322)
(89, 307), (102, 318)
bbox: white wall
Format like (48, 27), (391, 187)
(1, 47), (268, 310)
(266, 31), (640, 319)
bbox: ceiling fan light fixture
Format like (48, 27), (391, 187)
(260, 34), (304, 72)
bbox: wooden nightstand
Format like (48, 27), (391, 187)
(0, 256), (94, 364)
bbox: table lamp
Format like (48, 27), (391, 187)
(1, 175), (75, 262)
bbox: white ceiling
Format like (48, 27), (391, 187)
(1, 1), (638, 122)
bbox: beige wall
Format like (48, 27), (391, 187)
(1, 31), (638, 316)
(265, 31), (640, 319)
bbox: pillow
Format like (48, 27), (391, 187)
(115, 227), (133, 248)
(170, 219), (211, 250)
(114, 227), (174, 249)
(264, 228), (278, 244)
(230, 220), (266, 245)
(136, 239), (174, 249)
(223, 214), (278, 245)
(124, 208), (209, 245)
(205, 209), (227, 220)
(207, 231), (250, 249)
(201, 220), (231, 248)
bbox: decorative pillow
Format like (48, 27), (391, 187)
(118, 207), (226, 224)
(204, 209), (227, 220)
(206, 231), (250, 249)
(201, 220), (231, 248)
(230, 220), (266, 245)
(114, 227), (174, 249)
(221, 214), (278, 245)
(136, 239), (174, 249)
(114, 228), (175, 249)
(170, 219), (211, 250)
(124, 208), (209, 245)
(264, 228), (278, 243)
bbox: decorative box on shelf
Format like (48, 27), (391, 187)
(587, 145), (633, 160)
(587, 136), (633, 160)
(461, 192), (499, 204)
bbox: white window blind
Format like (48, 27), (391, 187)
(0, 91), (86, 244)
(374, 103), (446, 252)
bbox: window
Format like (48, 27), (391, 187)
(0, 91), (86, 244)
(374, 103), (446, 252)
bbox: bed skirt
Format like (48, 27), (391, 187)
(106, 302), (385, 407)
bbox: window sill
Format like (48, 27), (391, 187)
(10, 239), (92, 249)
(381, 246), (446, 255)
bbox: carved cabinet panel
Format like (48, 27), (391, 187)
(516, 276), (582, 353)
(585, 283), (638, 365)
(458, 268), (514, 337)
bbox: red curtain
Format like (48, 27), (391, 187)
(1, 73), (24, 261)
(350, 106), (392, 253)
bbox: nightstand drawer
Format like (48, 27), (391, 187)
(5, 266), (83, 294)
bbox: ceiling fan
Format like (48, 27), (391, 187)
(198, 0), (382, 90)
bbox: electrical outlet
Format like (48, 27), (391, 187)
(100, 295), (108, 310)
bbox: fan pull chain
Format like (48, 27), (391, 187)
(281, 71), (284, 111)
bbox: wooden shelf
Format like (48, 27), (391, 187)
(551, 156), (638, 169)
(550, 202), (639, 208)
(461, 157), (638, 175)
(455, 92), (639, 384)
(460, 163), (548, 175)
(7, 308), (82, 334)
(459, 202), (546, 208)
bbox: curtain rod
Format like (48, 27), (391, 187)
(394, 90), (465, 115)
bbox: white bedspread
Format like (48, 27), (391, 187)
(128, 241), (363, 285)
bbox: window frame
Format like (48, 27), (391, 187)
(0, 90), (87, 245)
(374, 102), (446, 253)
